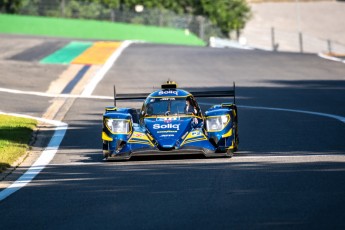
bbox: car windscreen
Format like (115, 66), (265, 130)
(145, 97), (187, 116)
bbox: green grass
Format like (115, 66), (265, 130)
(0, 115), (37, 173)
(0, 14), (205, 46)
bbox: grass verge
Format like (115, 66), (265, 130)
(0, 14), (205, 46)
(0, 115), (37, 173)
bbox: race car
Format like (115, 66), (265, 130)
(102, 81), (239, 160)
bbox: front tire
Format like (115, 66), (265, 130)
(225, 149), (234, 158)
(103, 151), (109, 159)
(103, 142), (109, 159)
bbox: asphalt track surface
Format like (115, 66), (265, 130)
(1, 36), (345, 229)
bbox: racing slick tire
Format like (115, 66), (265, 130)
(103, 152), (109, 160)
(225, 149), (234, 158)
(103, 142), (109, 159)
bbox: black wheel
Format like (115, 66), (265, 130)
(225, 149), (234, 158)
(103, 151), (109, 160)
(233, 126), (239, 152)
(103, 141), (109, 159)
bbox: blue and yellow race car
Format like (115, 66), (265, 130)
(102, 81), (239, 160)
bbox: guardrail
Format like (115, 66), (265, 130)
(209, 37), (253, 50)
(240, 27), (345, 55)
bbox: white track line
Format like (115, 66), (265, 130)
(81, 40), (133, 96)
(238, 105), (345, 124)
(318, 52), (345, 64)
(1, 88), (344, 124)
(0, 87), (113, 100)
(200, 103), (345, 124)
(1, 87), (344, 124)
(0, 112), (68, 202)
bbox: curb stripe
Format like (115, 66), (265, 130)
(81, 40), (132, 96)
(72, 41), (122, 65)
(40, 42), (93, 64)
(61, 65), (90, 94)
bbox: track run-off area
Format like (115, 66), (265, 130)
(0, 34), (345, 229)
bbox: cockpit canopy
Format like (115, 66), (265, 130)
(142, 94), (201, 117)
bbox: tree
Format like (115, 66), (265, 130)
(0, 0), (22, 13)
(1, 0), (251, 38)
(115, 0), (251, 38)
(200, 0), (251, 38)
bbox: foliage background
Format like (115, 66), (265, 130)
(0, 0), (251, 39)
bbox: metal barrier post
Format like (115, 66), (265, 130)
(299, 32), (303, 53)
(327, 40), (332, 54)
(198, 16), (205, 41)
(271, 27), (275, 51)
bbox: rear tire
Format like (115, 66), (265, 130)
(103, 142), (109, 159)
(233, 127), (239, 152)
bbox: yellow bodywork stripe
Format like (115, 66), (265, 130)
(183, 137), (207, 145)
(102, 132), (113, 141)
(227, 140), (235, 150)
(129, 132), (154, 146)
(180, 131), (207, 146)
(128, 140), (154, 146)
(222, 128), (233, 138)
(72, 41), (122, 65)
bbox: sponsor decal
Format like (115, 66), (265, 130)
(153, 123), (180, 130)
(157, 130), (177, 133)
(157, 117), (178, 122)
(158, 90), (178, 96)
(160, 97), (175, 101)
(160, 134), (175, 137)
(191, 131), (202, 136)
(132, 132), (145, 138)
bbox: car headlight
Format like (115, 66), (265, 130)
(206, 115), (230, 132)
(106, 119), (130, 134)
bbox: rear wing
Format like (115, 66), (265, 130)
(182, 82), (236, 105)
(113, 86), (147, 106)
(189, 82), (236, 103)
(113, 81), (236, 106)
